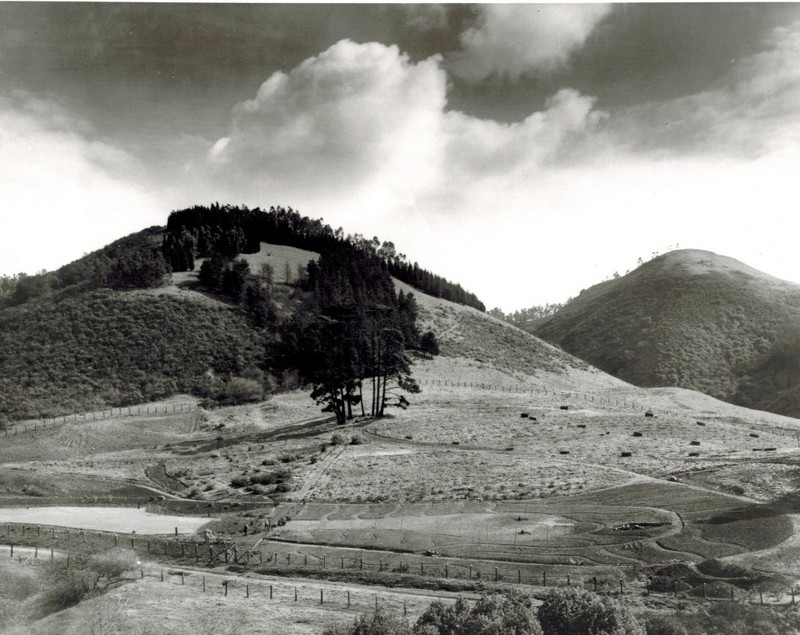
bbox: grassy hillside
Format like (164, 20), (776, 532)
(535, 249), (800, 416)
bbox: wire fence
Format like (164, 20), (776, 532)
(2, 523), (796, 607)
(4, 403), (200, 437)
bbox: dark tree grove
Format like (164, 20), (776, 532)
(162, 203), (485, 311)
(282, 243), (420, 424)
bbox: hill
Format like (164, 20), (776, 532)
(0, 208), (596, 422)
(534, 249), (800, 416)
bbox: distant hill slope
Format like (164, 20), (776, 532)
(534, 249), (800, 416)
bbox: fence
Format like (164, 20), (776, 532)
(415, 378), (646, 412)
(0, 542), (437, 618)
(3, 522), (796, 606)
(4, 403), (199, 438)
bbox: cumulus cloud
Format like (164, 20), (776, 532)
(205, 39), (604, 217)
(207, 40), (446, 201)
(0, 91), (166, 275)
(450, 4), (613, 81)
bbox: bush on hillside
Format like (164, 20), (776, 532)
(538, 587), (644, 635)
(37, 549), (136, 616)
(644, 614), (688, 635)
(323, 608), (413, 635)
(419, 330), (440, 357)
(220, 377), (264, 405)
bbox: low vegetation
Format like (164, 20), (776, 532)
(325, 588), (644, 635)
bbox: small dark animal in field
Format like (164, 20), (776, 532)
(688, 452), (700, 457)
(621, 451), (632, 457)
(577, 424), (586, 429)
(521, 413), (529, 418)
(749, 433), (759, 438)
(696, 421), (706, 426)
(644, 411), (654, 418)
(560, 406), (569, 410)
(632, 431), (642, 437)
(690, 441), (700, 446)
(559, 450), (570, 455)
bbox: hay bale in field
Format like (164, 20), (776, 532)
(577, 424), (586, 429)
(521, 413), (529, 418)
(632, 431), (643, 437)
(749, 433), (759, 438)
(696, 421), (706, 426)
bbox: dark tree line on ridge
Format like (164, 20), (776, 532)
(162, 203), (485, 312)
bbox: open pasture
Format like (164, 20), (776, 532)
(0, 506), (212, 534)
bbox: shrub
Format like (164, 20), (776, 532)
(414, 598), (471, 634)
(37, 549), (136, 616)
(230, 476), (248, 488)
(221, 377), (264, 405)
(331, 433), (346, 446)
(644, 614), (688, 635)
(323, 608), (412, 635)
(461, 590), (542, 635)
(419, 331), (440, 357)
(538, 587), (644, 635)
(249, 468), (290, 486)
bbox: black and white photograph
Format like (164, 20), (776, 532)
(2, 3), (800, 633)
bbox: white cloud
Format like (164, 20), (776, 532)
(205, 40), (604, 216)
(0, 91), (167, 275)
(450, 4), (612, 81)
(207, 40), (446, 203)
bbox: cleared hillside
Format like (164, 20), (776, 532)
(535, 249), (800, 416)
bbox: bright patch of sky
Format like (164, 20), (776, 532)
(1, 4), (799, 311)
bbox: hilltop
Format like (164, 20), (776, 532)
(535, 249), (800, 416)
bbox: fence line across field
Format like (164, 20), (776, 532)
(5, 381), (648, 437)
(2, 523), (797, 606)
(4, 403), (200, 437)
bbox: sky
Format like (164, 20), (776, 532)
(1, 3), (800, 312)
